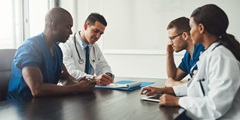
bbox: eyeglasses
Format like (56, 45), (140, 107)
(169, 32), (183, 40)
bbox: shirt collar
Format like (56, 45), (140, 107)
(76, 32), (88, 49)
(205, 42), (220, 53)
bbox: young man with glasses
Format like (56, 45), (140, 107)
(165, 17), (204, 87)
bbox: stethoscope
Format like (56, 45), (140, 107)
(74, 33), (84, 64)
(189, 41), (221, 96)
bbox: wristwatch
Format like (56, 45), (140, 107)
(105, 72), (115, 79)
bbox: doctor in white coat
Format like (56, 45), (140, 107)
(141, 4), (240, 119)
(59, 13), (114, 86)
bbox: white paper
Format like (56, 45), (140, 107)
(96, 81), (142, 88)
(140, 94), (161, 102)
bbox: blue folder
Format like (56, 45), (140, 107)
(95, 80), (154, 91)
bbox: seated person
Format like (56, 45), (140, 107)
(165, 17), (204, 87)
(141, 4), (240, 119)
(7, 7), (96, 99)
(59, 13), (114, 86)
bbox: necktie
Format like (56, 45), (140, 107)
(85, 46), (90, 74)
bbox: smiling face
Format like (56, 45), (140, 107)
(83, 21), (105, 44)
(167, 28), (187, 52)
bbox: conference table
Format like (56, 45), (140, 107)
(0, 78), (186, 120)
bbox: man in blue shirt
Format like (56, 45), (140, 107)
(7, 7), (102, 99)
(165, 17), (204, 87)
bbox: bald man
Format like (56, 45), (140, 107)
(7, 7), (95, 99)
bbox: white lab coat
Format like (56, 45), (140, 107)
(178, 42), (240, 119)
(59, 32), (112, 80)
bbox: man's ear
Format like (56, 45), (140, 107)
(198, 23), (205, 34)
(182, 32), (190, 41)
(52, 21), (57, 31)
(84, 22), (88, 30)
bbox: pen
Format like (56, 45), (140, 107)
(113, 82), (118, 86)
(142, 90), (147, 95)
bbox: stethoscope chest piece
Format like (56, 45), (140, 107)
(78, 59), (84, 64)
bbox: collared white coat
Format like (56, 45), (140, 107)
(179, 42), (240, 119)
(59, 32), (112, 80)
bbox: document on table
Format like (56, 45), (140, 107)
(95, 80), (154, 91)
(140, 94), (162, 102)
(103, 81), (141, 88)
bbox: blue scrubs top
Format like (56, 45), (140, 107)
(7, 33), (63, 99)
(178, 44), (204, 77)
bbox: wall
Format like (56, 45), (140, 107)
(60, 0), (240, 79)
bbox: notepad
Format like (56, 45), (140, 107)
(140, 94), (162, 102)
(95, 80), (154, 91)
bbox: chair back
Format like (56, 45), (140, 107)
(0, 49), (16, 101)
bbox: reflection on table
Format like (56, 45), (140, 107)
(0, 78), (185, 120)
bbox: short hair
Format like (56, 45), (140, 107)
(85, 13), (107, 26)
(45, 7), (71, 24)
(167, 17), (190, 33)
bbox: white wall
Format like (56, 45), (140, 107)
(60, 0), (240, 79)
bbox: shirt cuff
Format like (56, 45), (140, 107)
(85, 74), (94, 80)
(105, 72), (115, 79)
(172, 84), (187, 96)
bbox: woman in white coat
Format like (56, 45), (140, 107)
(141, 4), (240, 119)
